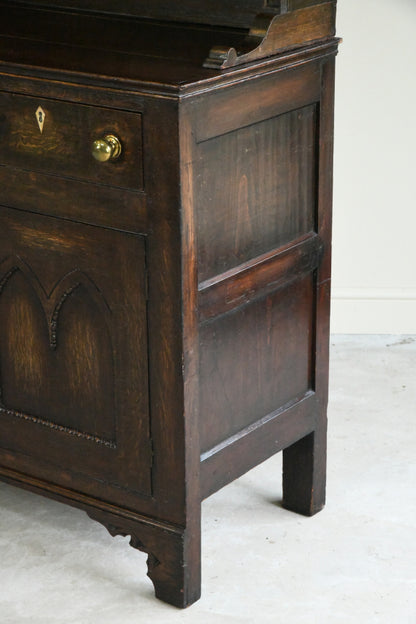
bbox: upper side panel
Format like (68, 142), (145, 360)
(196, 104), (317, 282)
(192, 62), (321, 283)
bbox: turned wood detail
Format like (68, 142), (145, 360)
(204, 3), (335, 68)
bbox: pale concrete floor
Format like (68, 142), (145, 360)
(0, 335), (415, 623)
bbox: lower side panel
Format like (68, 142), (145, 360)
(200, 391), (318, 499)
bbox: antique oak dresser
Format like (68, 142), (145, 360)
(0, 0), (339, 607)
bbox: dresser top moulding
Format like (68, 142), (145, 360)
(0, 1), (338, 94)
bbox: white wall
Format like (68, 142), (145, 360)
(331, 0), (416, 333)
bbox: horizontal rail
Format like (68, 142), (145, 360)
(198, 232), (323, 321)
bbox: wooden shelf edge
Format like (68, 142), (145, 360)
(204, 2), (336, 69)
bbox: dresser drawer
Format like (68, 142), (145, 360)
(0, 92), (143, 190)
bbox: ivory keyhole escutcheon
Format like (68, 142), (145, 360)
(36, 106), (46, 133)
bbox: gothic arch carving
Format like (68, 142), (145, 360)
(0, 255), (111, 348)
(0, 254), (116, 445)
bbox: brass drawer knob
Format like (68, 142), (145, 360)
(92, 134), (122, 162)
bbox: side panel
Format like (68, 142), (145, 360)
(196, 105), (317, 282)
(187, 56), (335, 496)
(195, 66), (321, 456)
(199, 276), (315, 452)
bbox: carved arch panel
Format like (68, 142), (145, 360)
(0, 207), (152, 499)
(0, 257), (115, 444)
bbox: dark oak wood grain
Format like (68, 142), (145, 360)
(0, 0), (339, 608)
(0, 206), (152, 495)
(11, 0), (335, 28)
(0, 92), (143, 190)
(0, 166), (147, 233)
(282, 56), (336, 516)
(204, 2), (336, 68)
(199, 276), (315, 452)
(198, 232), (323, 321)
(196, 104), (318, 281)
(200, 393), (318, 499)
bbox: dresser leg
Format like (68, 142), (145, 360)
(282, 426), (327, 516)
(150, 525), (201, 608)
(87, 508), (201, 608)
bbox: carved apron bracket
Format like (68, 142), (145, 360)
(86, 508), (200, 608)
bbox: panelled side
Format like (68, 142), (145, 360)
(189, 59), (331, 497)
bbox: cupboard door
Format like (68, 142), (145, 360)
(0, 206), (152, 497)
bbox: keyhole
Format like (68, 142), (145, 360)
(35, 106), (46, 133)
